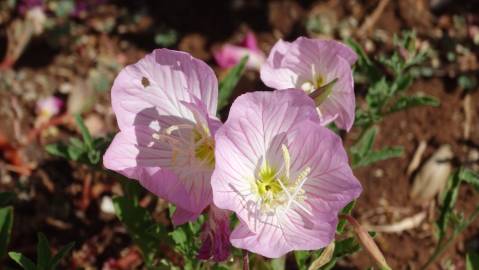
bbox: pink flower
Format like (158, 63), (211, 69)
(211, 89), (362, 258)
(197, 205), (231, 262)
(214, 32), (266, 70)
(36, 96), (63, 119)
(103, 49), (221, 225)
(260, 37), (357, 131)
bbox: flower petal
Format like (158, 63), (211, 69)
(319, 55), (355, 130)
(212, 89), (320, 232)
(111, 49), (218, 131)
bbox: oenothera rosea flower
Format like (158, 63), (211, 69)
(103, 49), (221, 225)
(197, 205), (231, 262)
(211, 90), (362, 258)
(214, 32), (266, 71)
(260, 37), (357, 130)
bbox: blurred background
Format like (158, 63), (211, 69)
(1, 0), (479, 269)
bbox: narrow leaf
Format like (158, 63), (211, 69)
(437, 171), (462, 237)
(45, 143), (69, 159)
(354, 147), (403, 168)
(0, 207), (13, 259)
(459, 169), (479, 191)
(9, 252), (36, 270)
(389, 95), (439, 113)
(37, 233), (52, 270)
(337, 201), (356, 234)
(217, 56), (248, 111)
(75, 114), (93, 148)
(48, 241), (75, 270)
(466, 252), (479, 270)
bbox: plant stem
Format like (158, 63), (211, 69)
(421, 206), (479, 269)
(242, 250), (249, 270)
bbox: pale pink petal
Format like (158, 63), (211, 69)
(319, 56), (355, 130)
(287, 121), (362, 213)
(260, 37), (357, 129)
(172, 207), (201, 225)
(103, 126), (172, 179)
(212, 89), (320, 232)
(111, 49), (218, 131)
(212, 92), (361, 257)
(260, 39), (297, 89)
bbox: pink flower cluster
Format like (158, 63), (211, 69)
(104, 37), (362, 260)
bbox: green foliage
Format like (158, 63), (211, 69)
(168, 208), (204, 269)
(337, 201), (356, 234)
(217, 56), (248, 111)
(45, 114), (110, 166)
(349, 32), (438, 129)
(423, 169), (479, 269)
(350, 126), (403, 168)
(347, 31), (437, 168)
(467, 251), (479, 270)
(0, 206), (13, 260)
(113, 196), (171, 269)
(9, 233), (74, 270)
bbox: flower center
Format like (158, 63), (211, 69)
(251, 145), (312, 215)
(151, 123), (215, 170)
(301, 74), (325, 94)
(193, 129), (215, 168)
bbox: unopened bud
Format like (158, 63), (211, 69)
(341, 215), (391, 270)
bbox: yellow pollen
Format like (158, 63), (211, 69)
(193, 128), (215, 167)
(252, 145), (312, 214)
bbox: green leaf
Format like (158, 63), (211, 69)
(346, 38), (381, 82)
(389, 95), (439, 113)
(8, 252), (36, 270)
(0, 207), (13, 259)
(333, 237), (361, 258)
(437, 171), (462, 237)
(169, 229), (187, 246)
(75, 114), (93, 149)
(294, 251), (310, 270)
(48, 241), (75, 270)
(467, 251), (479, 270)
(45, 143), (69, 159)
(354, 147), (403, 168)
(217, 56), (248, 111)
(37, 233), (52, 270)
(393, 75), (413, 93)
(66, 145), (85, 161)
(459, 169), (479, 191)
(351, 127), (377, 158)
(113, 196), (169, 267)
(337, 201), (356, 234)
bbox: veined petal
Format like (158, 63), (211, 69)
(172, 207), (201, 225)
(103, 126), (173, 179)
(112, 49), (218, 131)
(287, 121), (362, 213)
(319, 56), (355, 131)
(212, 90), (320, 233)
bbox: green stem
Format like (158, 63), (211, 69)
(421, 206), (479, 269)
